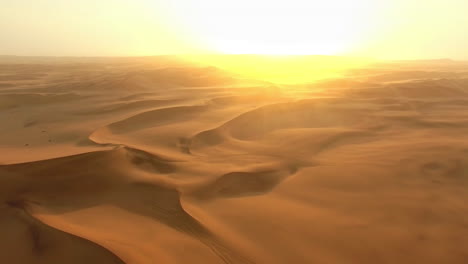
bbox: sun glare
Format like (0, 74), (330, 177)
(179, 54), (372, 84)
(160, 0), (382, 56)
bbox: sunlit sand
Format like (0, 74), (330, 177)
(1, 55), (468, 263)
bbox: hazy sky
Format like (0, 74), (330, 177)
(1, 0), (467, 59)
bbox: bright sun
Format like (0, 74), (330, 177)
(160, 0), (381, 55)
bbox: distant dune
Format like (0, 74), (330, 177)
(1, 56), (468, 264)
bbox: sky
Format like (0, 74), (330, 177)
(1, 0), (467, 59)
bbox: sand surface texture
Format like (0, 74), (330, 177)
(1, 57), (468, 264)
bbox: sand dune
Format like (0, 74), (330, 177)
(1, 56), (468, 263)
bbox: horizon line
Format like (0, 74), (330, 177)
(0, 54), (462, 62)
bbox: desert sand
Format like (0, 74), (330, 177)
(1, 56), (468, 264)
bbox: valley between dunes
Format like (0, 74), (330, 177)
(1, 56), (468, 264)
